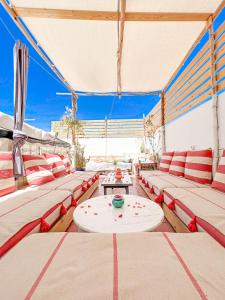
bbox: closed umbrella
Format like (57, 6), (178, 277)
(13, 40), (29, 177)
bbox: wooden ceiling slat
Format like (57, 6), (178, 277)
(14, 7), (211, 22)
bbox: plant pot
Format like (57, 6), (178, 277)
(112, 195), (124, 208)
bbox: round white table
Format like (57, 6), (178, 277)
(73, 195), (164, 233)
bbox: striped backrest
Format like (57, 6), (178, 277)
(212, 150), (225, 192)
(44, 154), (67, 178)
(23, 155), (55, 186)
(169, 151), (187, 177)
(159, 152), (174, 172)
(59, 155), (71, 173)
(0, 152), (16, 197)
(184, 149), (213, 184)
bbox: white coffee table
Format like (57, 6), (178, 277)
(73, 195), (164, 233)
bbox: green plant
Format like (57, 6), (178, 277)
(60, 105), (84, 167)
(144, 114), (161, 165)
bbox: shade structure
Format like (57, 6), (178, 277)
(13, 40), (29, 177)
(9, 0), (222, 93)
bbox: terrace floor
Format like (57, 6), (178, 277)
(67, 175), (174, 232)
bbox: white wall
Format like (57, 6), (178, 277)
(79, 137), (144, 158)
(218, 92), (225, 149)
(165, 92), (225, 151)
(165, 99), (213, 151)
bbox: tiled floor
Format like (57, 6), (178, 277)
(67, 175), (175, 233)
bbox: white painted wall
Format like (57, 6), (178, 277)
(79, 137), (144, 158)
(165, 99), (213, 151)
(165, 92), (225, 151)
(218, 92), (225, 149)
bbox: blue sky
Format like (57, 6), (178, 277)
(0, 5), (160, 132)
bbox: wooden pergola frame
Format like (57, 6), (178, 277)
(13, 7), (212, 22)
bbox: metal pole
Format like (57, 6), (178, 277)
(208, 16), (220, 175)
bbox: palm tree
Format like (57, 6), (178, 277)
(60, 104), (83, 168)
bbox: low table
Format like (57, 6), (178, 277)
(101, 172), (133, 195)
(73, 195), (164, 233)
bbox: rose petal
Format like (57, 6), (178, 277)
(118, 214), (123, 218)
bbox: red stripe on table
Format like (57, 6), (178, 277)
(185, 162), (212, 172)
(163, 233), (207, 300)
(24, 232), (68, 300)
(113, 233), (118, 300)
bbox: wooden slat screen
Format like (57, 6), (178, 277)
(161, 5), (225, 125)
(164, 33), (213, 124)
(145, 101), (162, 126)
(214, 16), (225, 93)
(52, 119), (145, 138)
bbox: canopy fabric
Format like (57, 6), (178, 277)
(11, 0), (222, 93)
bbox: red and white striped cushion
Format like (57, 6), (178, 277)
(23, 155), (55, 186)
(159, 152), (174, 172)
(44, 154), (67, 178)
(169, 151), (187, 177)
(0, 152), (16, 197)
(184, 149), (213, 184)
(212, 150), (225, 192)
(59, 155), (71, 174)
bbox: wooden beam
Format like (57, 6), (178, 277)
(117, 0), (126, 94)
(14, 7), (211, 22)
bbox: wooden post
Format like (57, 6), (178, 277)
(161, 92), (166, 152)
(208, 16), (220, 175)
(71, 94), (78, 168)
(105, 116), (108, 159)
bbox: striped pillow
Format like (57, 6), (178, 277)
(59, 155), (71, 174)
(169, 151), (187, 177)
(184, 149), (213, 184)
(23, 155), (55, 186)
(44, 154), (67, 178)
(159, 152), (174, 172)
(0, 152), (16, 197)
(212, 150), (225, 192)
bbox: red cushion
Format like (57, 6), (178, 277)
(23, 155), (55, 186)
(0, 152), (16, 197)
(184, 149), (212, 184)
(169, 151), (187, 177)
(159, 152), (174, 172)
(44, 154), (67, 178)
(212, 150), (225, 192)
(59, 154), (71, 174)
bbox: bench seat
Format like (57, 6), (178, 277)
(0, 232), (224, 299)
(0, 172), (99, 256)
(164, 187), (225, 247)
(147, 174), (206, 196)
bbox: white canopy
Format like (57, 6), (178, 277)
(10, 0), (222, 93)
